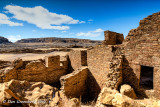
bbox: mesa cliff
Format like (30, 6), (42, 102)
(0, 36), (11, 44)
(16, 37), (101, 44)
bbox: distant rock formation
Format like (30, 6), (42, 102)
(16, 37), (101, 44)
(0, 36), (11, 44)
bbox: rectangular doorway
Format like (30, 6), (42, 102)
(140, 65), (154, 89)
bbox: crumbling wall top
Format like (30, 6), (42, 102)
(103, 30), (124, 45)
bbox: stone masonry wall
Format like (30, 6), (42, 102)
(105, 55), (123, 90)
(87, 45), (123, 91)
(87, 45), (123, 99)
(103, 31), (124, 45)
(122, 12), (160, 98)
(69, 49), (87, 71)
(87, 45), (114, 90)
(60, 67), (89, 98)
(0, 55), (69, 84)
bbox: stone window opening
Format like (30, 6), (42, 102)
(140, 65), (154, 89)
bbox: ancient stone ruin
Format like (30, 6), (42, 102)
(0, 12), (160, 106)
(0, 55), (69, 84)
(102, 31), (124, 45)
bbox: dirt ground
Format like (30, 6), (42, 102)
(0, 51), (69, 61)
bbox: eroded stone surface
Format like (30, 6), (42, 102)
(96, 87), (142, 107)
(0, 79), (58, 106)
(103, 30), (124, 45)
(120, 84), (137, 99)
(105, 55), (123, 90)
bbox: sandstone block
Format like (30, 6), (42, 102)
(96, 87), (141, 107)
(1, 79), (58, 106)
(97, 87), (118, 106)
(103, 30), (124, 45)
(120, 84), (137, 99)
(45, 55), (60, 68)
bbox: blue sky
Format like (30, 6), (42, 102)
(0, 0), (160, 42)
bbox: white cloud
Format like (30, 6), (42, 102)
(5, 5), (81, 30)
(7, 35), (21, 42)
(76, 28), (103, 37)
(0, 13), (23, 26)
(94, 28), (103, 33)
(79, 21), (86, 24)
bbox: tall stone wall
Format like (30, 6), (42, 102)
(87, 45), (114, 90)
(105, 55), (123, 90)
(87, 45), (123, 99)
(122, 12), (160, 98)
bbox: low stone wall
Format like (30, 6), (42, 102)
(0, 55), (69, 84)
(60, 67), (89, 98)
